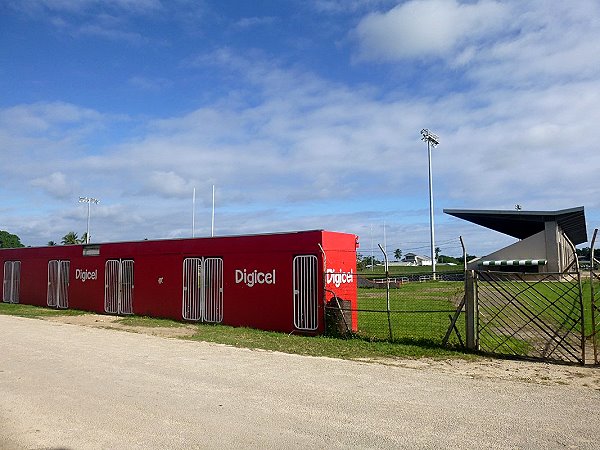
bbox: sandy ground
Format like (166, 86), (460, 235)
(2, 314), (600, 449)
(44, 313), (600, 391)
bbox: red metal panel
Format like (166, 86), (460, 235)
(321, 231), (359, 331)
(0, 230), (358, 334)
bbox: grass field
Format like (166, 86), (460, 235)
(0, 302), (473, 360)
(353, 280), (465, 346)
(476, 275), (588, 361)
(0, 303), (87, 318)
(4, 271), (595, 362)
(359, 265), (461, 277)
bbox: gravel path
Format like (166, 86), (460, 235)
(1, 315), (599, 449)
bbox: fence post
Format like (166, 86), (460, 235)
(378, 244), (393, 341)
(465, 270), (478, 350)
(591, 229), (599, 364)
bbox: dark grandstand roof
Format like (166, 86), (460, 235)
(443, 206), (587, 245)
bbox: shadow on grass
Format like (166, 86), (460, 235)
(333, 331), (470, 352)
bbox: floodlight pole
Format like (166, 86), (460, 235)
(79, 196), (99, 244)
(211, 185), (215, 237)
(421, 129), (439, 280)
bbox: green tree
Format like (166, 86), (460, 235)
(576, 247), (591, 259)
(48, 241), (57, 246)
(358, 254), (381, 269)
(0, 230), (25, 248)
(438, 254), (461, 265)
(394, 249), (402, 261)
(61, 231), (80, 245)
(435, 246), (441, 262)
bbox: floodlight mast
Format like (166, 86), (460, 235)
(79, 196), (99, 244)
(421, 129), (439, 280)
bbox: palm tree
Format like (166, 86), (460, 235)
(47, 241), (56, 246)
(61, 231), (79, 245)
(394, 249), (402, 261)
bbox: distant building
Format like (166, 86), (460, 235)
(444, 206), (587, 273)
(401, 252), (433, 266)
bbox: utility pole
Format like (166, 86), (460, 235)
(79, 196), (99, 244)
(421, 129), (439, 280)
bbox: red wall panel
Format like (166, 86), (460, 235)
(1, 230), (357, 334)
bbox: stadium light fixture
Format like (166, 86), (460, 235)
(421, 129), (439, 280)
(79, 196), (99, 244)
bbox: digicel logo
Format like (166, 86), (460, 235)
(235, 269), (276, 287)
(75, 269), (98, 282)
(326, 269), (354, 288)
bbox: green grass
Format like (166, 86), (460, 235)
(184, 323), (473, 360)
(478, 333), (532, 356)
(581, 279), (597, 336)
(476, 277), (587, 360)
(0, 301), (473, 361)
(356, 281), (465, 345)
(479, 278), (583, 332)
(0, 302), (88, 317)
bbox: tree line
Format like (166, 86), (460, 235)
(0, 230), (89, 248)
(0, 230), (25, 248)
(357, 248), (476, 270)
(49, 231), (89, 246)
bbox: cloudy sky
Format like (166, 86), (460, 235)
(1, 0), (599, 257)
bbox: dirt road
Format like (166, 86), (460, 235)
(1, 315), (599, 449)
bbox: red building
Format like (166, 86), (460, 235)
(1, 230), (358, 334)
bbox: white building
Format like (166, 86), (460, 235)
(444, 206), (587, 273)
(401, 252), (433, 266)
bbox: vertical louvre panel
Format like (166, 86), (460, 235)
(293, 255), (318, 331)
(12, 261), (20, 304)
(3, 261), (19, 304)
(47, 260), (69, 309)
(105, 259), (134, 315)
(57, 260), (70, 309)
(47, 260), (59, 307)
(203, 258), (223, 323)
(182, 258), (202, 321)
(182, 257), (224, 323)
(120, 260), (134, 314)
(105, 260), (120, 313)
(3, 261), (13, 303)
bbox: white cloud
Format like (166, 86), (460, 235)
(472, 1), (600, 86)
(354, 0), (509, 61)
(312, 0), (396, 14)
(0, 102), (103, 133)
(30, 172), (74, 199)
(7, 0), (164, 46)
(9, 0), (163, 15)
(144, 171), (194, 198)
(4, 0), (600, 251)
(352, 0), (600, 89)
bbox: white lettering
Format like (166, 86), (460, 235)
(75, 269), (98, 283)
(235, 269), (244, 284)
(326, 269), (354, 288)
(234, 269), (276, 287)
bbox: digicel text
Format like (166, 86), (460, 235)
(75, 269), (98, 282)
(326, 269), (354, 288)
(235, 269), (276, 287)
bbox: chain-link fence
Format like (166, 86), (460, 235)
(326, 272), (466, 347)
(476, 270), (584, 364)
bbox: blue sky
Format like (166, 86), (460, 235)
(2, 0), (600, 258)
